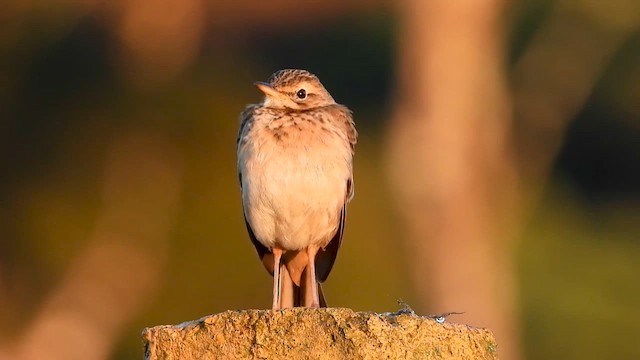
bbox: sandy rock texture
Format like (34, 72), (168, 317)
(142, 308), (498, 359)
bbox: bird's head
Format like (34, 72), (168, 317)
(255, 69), (335, 110)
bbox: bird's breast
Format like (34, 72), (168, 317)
(238, 116), (352, 250)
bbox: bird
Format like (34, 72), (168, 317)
(237, 69), (357, 309)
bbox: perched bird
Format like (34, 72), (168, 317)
(237, 69), (357, 309)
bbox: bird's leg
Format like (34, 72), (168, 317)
(305, 245), (321, 308)
(272, 247), (283, 310)
(279, 264), (296, 309)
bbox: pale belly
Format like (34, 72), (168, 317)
(240, 140), (350, 251)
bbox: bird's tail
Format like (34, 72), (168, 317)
(318, 283), (327, 307)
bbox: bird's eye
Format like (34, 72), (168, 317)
(296, 89), (306, 99)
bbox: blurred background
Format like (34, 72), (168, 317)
(1, 0), (639, 359)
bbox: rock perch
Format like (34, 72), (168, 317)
(142, 308), (498, 359)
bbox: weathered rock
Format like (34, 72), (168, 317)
(142, 308), (498, 359)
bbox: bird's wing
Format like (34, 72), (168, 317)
(315, 179), (350, 283)
(242, 208), (274, 275)
(327, 104), (357, 201)
(237, 105), (274, 274)
(237, 104), (258, 148)
(315, 105), (357, 282)
(323, 104), (357, 153)
(236, 104), (258, 189)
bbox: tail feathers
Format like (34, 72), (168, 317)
(318, 283), (327, 308)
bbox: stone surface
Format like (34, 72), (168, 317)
(142, 308), (498, 359)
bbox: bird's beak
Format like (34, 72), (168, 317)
(254, 81), (281, 98)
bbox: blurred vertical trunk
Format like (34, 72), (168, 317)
(388, 1), (521, 359)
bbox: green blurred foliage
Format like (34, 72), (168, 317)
(520, 184), (640, 359)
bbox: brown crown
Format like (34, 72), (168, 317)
(268, 69), (320, 88)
